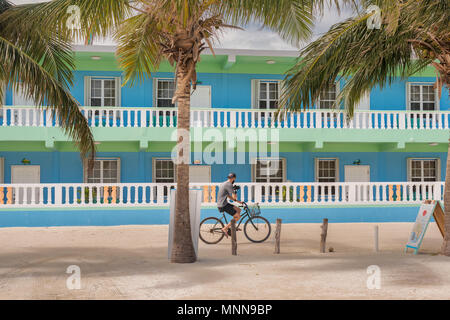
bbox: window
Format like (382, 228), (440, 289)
(84, 77), (121, 107)
(408, 83), (437, 111)
(155, 79), (175, 108)
(259, 81), (279, 109)
(153, 159), (175, 183)
(408, 159), (439, 182)
(84, 158), (120, 183)
(316, 158), (338, 182)
(318, 83), (338, 109)
(251, 80), (281, 109)
(253, 158), (285, 183)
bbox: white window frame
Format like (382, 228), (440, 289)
(251, 79), (282, 109)
(153, 78), (176, 108)
(407, 158), (440, 182)
(152, 158), (176, 183)
(406, 82), (440, 111)
(0, 157), (4, 183)
(315, 158), (339, 182)
(251, 158), (286, 183)
(83, 158), (121, 183)
(84, 76), (121, 107)
(317, 82), (340, 109)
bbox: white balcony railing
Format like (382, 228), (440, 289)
(1, 106), (449, 130)
(0, 181), (443, 208)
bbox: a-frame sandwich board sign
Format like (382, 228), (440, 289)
(405, 200), (445, 254)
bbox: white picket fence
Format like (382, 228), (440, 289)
(1, 107), (449, 130)
(0, 181), (443, 208)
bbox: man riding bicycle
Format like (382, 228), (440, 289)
(217, 173), (243, 237)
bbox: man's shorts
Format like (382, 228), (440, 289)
(218, 203), (237, 217)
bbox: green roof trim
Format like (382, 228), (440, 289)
(73, 47), (436, 77)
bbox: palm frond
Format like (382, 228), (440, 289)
(1, 0), (133, 43)
(0, 35), (95, 159)
(279, 2), (447, 117)
(115, 13), (163, 86)
(0, 9), (75, 88)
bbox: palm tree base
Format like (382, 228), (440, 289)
(441, 240), (450, 256)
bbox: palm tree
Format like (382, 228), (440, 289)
(0, 0), (95, 159)
(6, 0), (346, 263)
(280, 0), (450, 255)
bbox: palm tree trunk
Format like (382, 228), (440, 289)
(170, 63), (196, 263)
(441, 138), (450, 256)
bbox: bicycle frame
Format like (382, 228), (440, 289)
(220, 210), (250, 229)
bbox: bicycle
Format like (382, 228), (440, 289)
(199, 202), (271, 244)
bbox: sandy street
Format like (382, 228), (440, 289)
(0, 222), (449, 300)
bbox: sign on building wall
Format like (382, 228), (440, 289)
(405, 200), (445, 254)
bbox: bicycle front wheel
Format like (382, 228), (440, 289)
(199, 217), (225, 244)
(244, 216), (271, 243)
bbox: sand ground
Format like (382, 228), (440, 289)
(0, 222), (449, 300)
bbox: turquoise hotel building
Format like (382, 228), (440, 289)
(0, 45), (449, 227)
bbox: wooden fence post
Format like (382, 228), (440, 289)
(274, 219), (282, 254)
(231, 219), (237, 256)
(374, 225), (379, 252)
(320, 218), (329, 253)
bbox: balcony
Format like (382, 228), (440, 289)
(1, 106), (448, 150)
(0, 181), (443, 208)
(1, 106), (449, 130)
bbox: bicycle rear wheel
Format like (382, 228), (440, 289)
(244, 216), (271, 243)
(199, 217), (225, 244)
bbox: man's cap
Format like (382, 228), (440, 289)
(228, 172), (236, 179)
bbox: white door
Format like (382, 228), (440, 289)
(13, 85), (35, 106)
(190, 86), (211, 109)
(13, 84), (40, 125)
(345, 165), (370, 202)
(191, 86), (211, 127)
(11, 165), (40, 204)
(345, 165), (370, 182)
(189, 166), (211, 183)
(355, 91), (370, 111)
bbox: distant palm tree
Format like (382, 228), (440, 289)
(6, 0), (346, 263)
(280, 0), (450, 255)
(0, 0), (95, 159)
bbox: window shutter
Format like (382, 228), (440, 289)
(335, 158), (340, 182)
(278, 80), (284, 108)
(251, 79), (260, 109)
(437, 158), (441, 181)
(407, 158), (412, 182)
(83, 158), (88, 183)
(406, 83), (411, 110)
(335, 81), (341, 109)
(115, 77), (122, 107)
(116, 158), (121, 183)
(314, 158), (319, 182)
(84, 76), (92, 106)
(435, 87), (440, 110)
(0, 157), (4, 183)
(281, 158), (287, 182)
(153, 78), (158, 107)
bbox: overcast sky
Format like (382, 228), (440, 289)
(11, 0), (354, 50)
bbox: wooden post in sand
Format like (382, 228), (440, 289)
(274, 219), (282, 254)
(374, 225), (379, 252)
(231, 219), (237, 256)
(320, 218), (328, 253)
